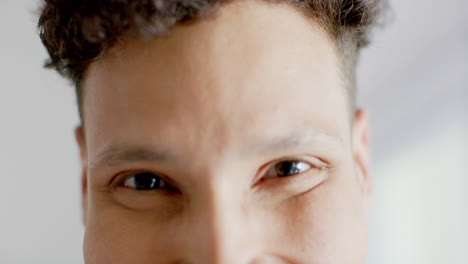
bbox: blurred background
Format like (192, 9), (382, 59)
(0, 0), (466, 263)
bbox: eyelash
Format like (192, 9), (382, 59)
(114, 170), (175, 191)
(115, 158), (327, 191)
(255, 157), (327, 183)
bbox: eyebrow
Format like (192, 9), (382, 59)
(90, 129), (343, 170)
(244, 129), (344, 156)
(90, 144), (175, 170)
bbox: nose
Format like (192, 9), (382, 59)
(180, 181), (291, 264)
(190, 184), (251, 264)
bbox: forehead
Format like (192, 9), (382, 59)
(83, 0), (350, 158)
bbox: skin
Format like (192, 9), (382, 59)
(76, 0), (371, 263)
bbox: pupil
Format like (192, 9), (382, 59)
(134, 173), (159, 190)
(277, 161), (301, 176)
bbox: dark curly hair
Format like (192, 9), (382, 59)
(38, 0), (385, 122)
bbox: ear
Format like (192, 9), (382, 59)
(75, 126), (88, 226)
(352, 109), (372, 215)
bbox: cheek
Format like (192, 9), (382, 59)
(83, 201), (180, 264)
(275, 174), (367, 263)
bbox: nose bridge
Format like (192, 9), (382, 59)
(191, 174), (253, 264)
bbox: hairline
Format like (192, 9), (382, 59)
(75, 0), (359, 126)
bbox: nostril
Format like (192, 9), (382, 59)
(249, 254), (292, 264)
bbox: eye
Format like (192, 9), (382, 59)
(122, 172), (171, 190)
(265, 160), (312, 178)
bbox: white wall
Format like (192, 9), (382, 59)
(0, 1), (83, 263)
(367, 121), (467, 263)
(0, 0), (466, 263)
(356, 0), (468, 263)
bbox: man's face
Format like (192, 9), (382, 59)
(77, 1), (371, 263)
